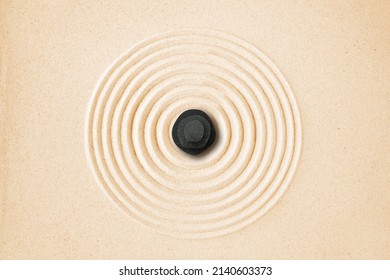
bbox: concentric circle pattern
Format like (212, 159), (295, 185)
(85, 30), (302, 239)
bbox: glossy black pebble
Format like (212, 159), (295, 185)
(172, 109), (216, 155)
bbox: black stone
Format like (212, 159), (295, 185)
(172, 109), (216, 155)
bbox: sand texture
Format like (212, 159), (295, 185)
(85, 30), (302, 239)
(1, 0), (389, 259)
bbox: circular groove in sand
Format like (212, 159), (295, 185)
(85, 30), (302, 239)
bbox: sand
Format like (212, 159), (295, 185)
(0, 0), (389, 259)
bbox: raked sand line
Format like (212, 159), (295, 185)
(85, 30), (302, 239)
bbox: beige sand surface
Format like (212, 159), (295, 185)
(1, 0), (389, 259)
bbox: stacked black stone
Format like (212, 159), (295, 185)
(172, 109), (216, 155)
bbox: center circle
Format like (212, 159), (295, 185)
(184, 119), (204, 143)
